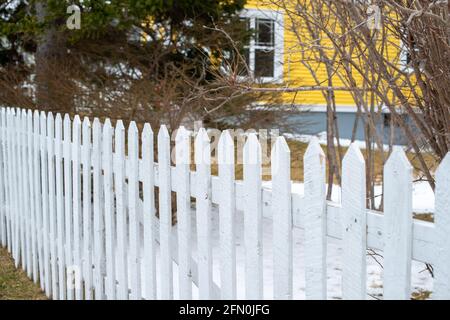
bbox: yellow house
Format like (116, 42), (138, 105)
(240, 0), (407, 112)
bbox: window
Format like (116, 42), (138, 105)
(399, 26), (419, 73)
(239, 9), (284, 83)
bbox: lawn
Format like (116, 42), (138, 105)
(0, 246), (47, 300)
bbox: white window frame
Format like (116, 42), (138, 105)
(239, 8), (284, 83)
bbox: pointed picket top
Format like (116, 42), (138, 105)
(143, 123), (153, 139)
(436, 152), (450, 180)
(82, 117), (91, 150)
(305, 136), (325, 159)
(55, 113), (62, 126)
(128, 120), (138, 137)
(158, 124), (170, 144)
(271, 136), (290, 178)
(194, 127), (210, 165)
(434, 152), (450, 299)
(73, 115), (81, 134)
(40, 111), (47, 134)
(47, 112), (54, 132)
(115, 119), (125, 133)
(175, 126), (190, 165)
(383, 145), (412, 300)
(103, 118), (112, 132)
(218, 130), (234, 165)
(21, 108), (27, 119)
(243, 133), (261, 165)
(385, 146), (412, 172)
(63, 114), (71, 137)
(343, 142), (365, 166)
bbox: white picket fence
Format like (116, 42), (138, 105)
(0, 107), (449, 300)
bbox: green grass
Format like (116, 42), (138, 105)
(0, 246), (47, 300)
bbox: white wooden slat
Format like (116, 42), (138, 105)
(82, 117), (93, 300)
(243, 133), (263, 300)
(3, 109), (12, 255)
(12, 109), (19, 265)
(23, 109), (32, 278)
(383, 147), (413, 300)
(142, 123), (156, 300)
(0, 109), (8, 250)
(0, 110), (5, 248)
(303, 137), (327, 300)
(175, 126), (192, 299)
(63, 114), (74, 300)
(6, 109), (14, 256)
(55, 113), (66, 300)
(195, 128), (213, 299)
(47, 112), (58, 299)
(433, 153), (450, 299)
(342, 143), (367, 300)
(102, 119), (116, 300)
(0, 107), (6, 247)
(271, 136), (292, 300)
(128, 121), (141, 300)
(72, 115), (83, 300)
(26, 110), (35, 280)
(158, 125), (173, 299)
(17, 110), (26, 271)
(92, 118), (105, 300)
(114, 120), (128, 300)
(218, 130), (236, 300)
(29, 110), (38, 283)
(40, 111), (51, 296)
(33, 110), (44, 289)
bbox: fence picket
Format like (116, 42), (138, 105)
(128, 121), (141, 300)
(29, 110), (38, 283)
(218, 130), (236, 300)
(271, 136), (292, 300)
(47, 113), (58, 299)
(0, 110), (4, 248)
(434, 153), (450, 299)
(18, 110), (26, 271)
(12, 109), (19, 266)
(72, 115), (83, 300)
(102, 119), (116, 300)
(0, 109), (8, 250)
(142, 123), (156, 300)
(341, 143), (367, 300)
(63, 114), (74, 299)
(303, 137), (327, 299)
(243, 133), (263, 299)
(175, 126), (192, 299)
(55, 113), (66, 300)
(383, 147), (412, 300)
(23, 110), (32, 278)
(158, 125), (173, 299)
(195, 128), (213, 299)
(114, 120), (128, 300)
(34, 110), (44, 290)
(92, 118), (105, 300)
(82, 117), (93, 300)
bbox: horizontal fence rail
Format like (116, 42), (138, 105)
(0, 107), (449, 300)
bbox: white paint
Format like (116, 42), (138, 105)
(383, 147), (412, 300)
(341, 143), (367, 300)
(175, 126), (192, 299)
(218, 130), (236, 300)
(243, 133), (263, 299)
(433, 153), (450, 299)
(303, 137), (327, 299)
(271, 136), (292, 300)
(195, 128), (213, 299)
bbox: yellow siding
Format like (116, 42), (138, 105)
(245, 0), (403, 108)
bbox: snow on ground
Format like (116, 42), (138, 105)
(145, 199), (433, 300)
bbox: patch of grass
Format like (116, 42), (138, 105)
(411, 289), (432, 300)
(0, 246), (47, 300)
